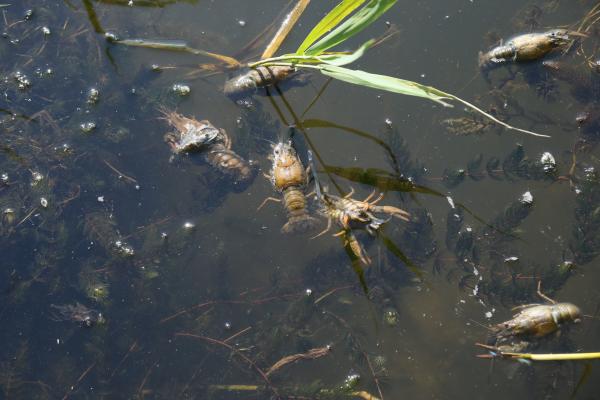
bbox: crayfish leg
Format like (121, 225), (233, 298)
(257, 197), (281, 211)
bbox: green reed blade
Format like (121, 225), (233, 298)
(296, 0), (367, 54)
(304, 0), (397, 56)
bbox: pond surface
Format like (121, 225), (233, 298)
(1, 0), (600, 399)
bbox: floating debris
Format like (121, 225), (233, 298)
(13, 71), (31, 90)
(30, 171), (44, 186)
(2, 208), (16, 225)
(182, 221), (196, 231)
(87, 87), (100, 104)
(539, 152), (556, 173)
(114, 240), (135, 257)
(172, 83), (191, 96)
(80, 121), (97, 133)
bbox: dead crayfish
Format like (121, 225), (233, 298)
(309, 151), (410, 264)
(162, 110), (255, 184)
(223, 65), (305, 98)
(477, 281), (581, 357)
(258, 137), (317, 234)
(478, 29), (582, 70)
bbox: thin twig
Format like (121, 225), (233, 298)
(314, 285), (354, 305)
(109, 341), (138, 381)
(103, 159), (138, 184)
(15, 207), (38, 228)
(137, 359), (158, 398)
(61, 361), (96, 400)
(223, 326), (252, 343)
(364, 352), (384, 400)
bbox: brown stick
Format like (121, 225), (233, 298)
(265, 346), (331, 377)
(314, 284), (354, 305)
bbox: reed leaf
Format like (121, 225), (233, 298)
(253, 39), (374, 67)
(296, 0), (367, 54)
(304, 0), (397, 56)
(318, 65), (549, 137)
(319, 65), (454, 106)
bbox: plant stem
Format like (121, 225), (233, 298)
(505, 352), (600, 361)
(262, 0), (312, 59)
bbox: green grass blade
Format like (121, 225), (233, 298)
(251, 39), (374, 67)
(315, 39), (374, 65)
(319, 65), (454, 106)
(318, 65), (550, 137)
(305, 0), (397, 56)
(296, 0), (367, 54)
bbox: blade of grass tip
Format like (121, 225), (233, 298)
(296, 0), (367, 54)
(448, 94), (551, 138)
(261, 0), (312, 59)
(305, 0), (398, 56)
(317, 65), (549, 138)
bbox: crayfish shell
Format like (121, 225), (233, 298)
(223, 66), (296, 97)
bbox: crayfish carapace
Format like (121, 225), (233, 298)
(258, 137), (318, 234)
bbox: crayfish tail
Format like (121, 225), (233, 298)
(281, 214), (320, 235)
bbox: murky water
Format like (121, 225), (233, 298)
(1, 0), (600, 399)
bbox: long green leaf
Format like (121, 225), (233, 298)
(318, 65), (550, 137)
(296, 0), (367, 54)
(319, 65), (454, 106)
(253, 39), (374, 67)
(305, 0), (397, 56)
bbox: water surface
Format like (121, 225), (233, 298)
(1, 1), (600, 399)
